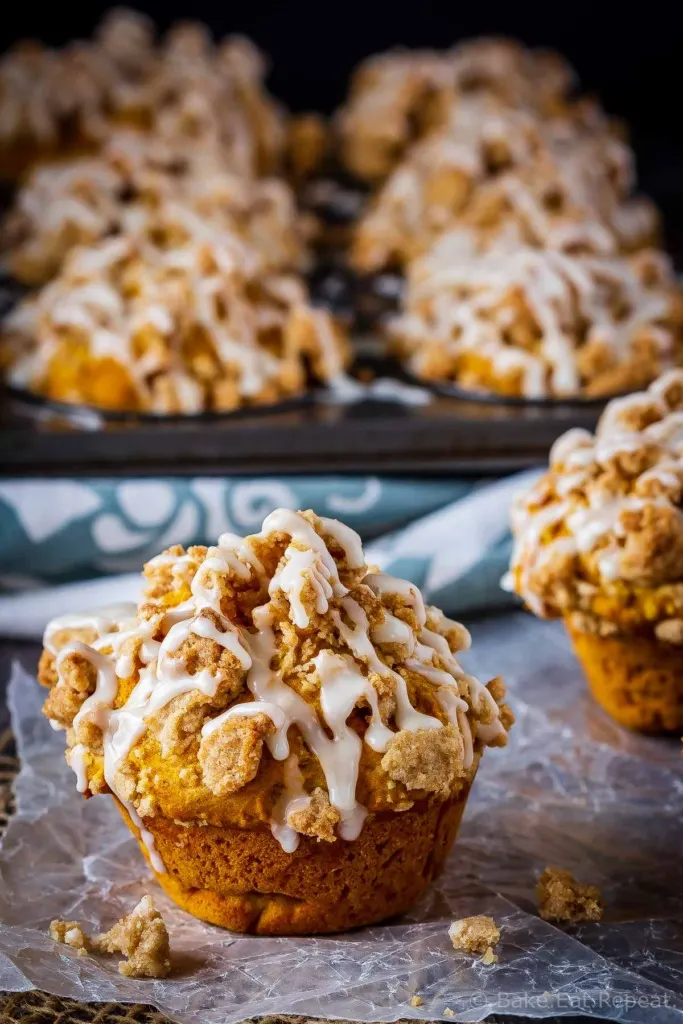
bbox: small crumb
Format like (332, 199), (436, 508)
(410, 995), (424, 1007)
(49, 896), (171, 978)
(97, 895), (171, 978)
(536, 866), (604, 924)
(443, 1009), (455, 1017)
(49, 919), (90, 957)
(448, 915), (501, 958)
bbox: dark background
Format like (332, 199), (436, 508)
(2, 0), (683, 250)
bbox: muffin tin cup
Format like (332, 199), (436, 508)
(399, 368), (623, 410)
(3, 383), (313, 427)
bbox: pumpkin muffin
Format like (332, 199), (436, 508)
(1, 218), (348, 414)
(1, 127), (311, 287)
(352, 105), (656, 274)
(507, 369), (683, 731)
(0, 10), (286, 182)
(0, 10), (153, 180)
(336, 38), (578, 184)
(39, 509), (512, 934)
(389, 235), (683, 400)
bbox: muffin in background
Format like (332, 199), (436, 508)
(39, 509), (512, 934)
(0, 9), (285, 182)
(335, 38), (578, 184)
(507, 369), (683, 731)
(389, 237), (683, 400)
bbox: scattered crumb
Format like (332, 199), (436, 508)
(97, 895), (171, 978)
(49, 895), (171, 978)
(448, 915), (501, 959)
(536, 866), (604, 924)
(409, 995), (424, 1007)
(443, 1009), (455, 1017)
(49, 919), (90, 957)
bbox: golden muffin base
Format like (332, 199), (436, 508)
(567, 621), (683, 733)
(117, 784), (472, 935)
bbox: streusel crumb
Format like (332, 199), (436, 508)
(50, 897), (171, 977)
(409, 995), (424, 1007)
(287, 787), (341, 842)
(448, 915), (501, 957)
(536, 867), (604, 924)
(96, 895), (171, 978)
(198, 712), (275, 797)
(49, 919), (90, 957)
(381, 724), (465, 796)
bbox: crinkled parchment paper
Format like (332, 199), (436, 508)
(0, 612), (681, 1023)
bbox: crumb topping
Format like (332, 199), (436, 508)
(336, 38), (577, 183)
(338, 36), (667, 403)
(380, 724), (465, 796)
(2, 231), (348, 413)
(0, 10), (284, 176)
(51, 895), (171, 977)
(448, 914), (501, 957)
(536, 867), (604, 924)
(198, 710), (274, 796)
(352, 98), (652, 274)
(2, 129), (310, 287)
(508, 370), (683, 633)
(40, 509), (510, 865)
(97, 894), (171, 977)
(390, 237), (681, 400)
(287, 786), (340, 842)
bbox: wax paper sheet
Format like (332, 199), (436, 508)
(0, 612), (681, 1023)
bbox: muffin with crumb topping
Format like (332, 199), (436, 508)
(39, 509), (512, 935)
(390, 237), (683, 400)
(335, 38), (578, 184)
(507, 369), (683, 731)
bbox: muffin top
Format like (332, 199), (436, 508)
(352, 108), (655, 273)
(390, 237), (682, 399)
(1, 223), (347, 413)
(0, 10), (153, 148)
(2, 127), (310, 286)
(40, 509), (512, 865)
(507, 370), (683, 637)
(336, 38), (577, 183)
(0, 9), (284, 176)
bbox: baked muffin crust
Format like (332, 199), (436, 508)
(41, 509), (512, 865)
(507, 370), (683, 632)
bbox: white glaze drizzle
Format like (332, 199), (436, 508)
(391, 232), (676, 399)
(68, 744), (89, 794)
(48, 510), (507, 859)
(509, 373), (683, 610)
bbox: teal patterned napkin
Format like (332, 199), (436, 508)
(0, 472), (539, 634)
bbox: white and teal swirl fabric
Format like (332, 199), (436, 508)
(0, 472), (539, 631)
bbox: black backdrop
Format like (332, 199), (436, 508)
(2, 0), (683, 248)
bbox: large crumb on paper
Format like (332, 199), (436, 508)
(448, 914), (500, 961)
(536, 866), (604, 924)
(50, 895), (171, 978)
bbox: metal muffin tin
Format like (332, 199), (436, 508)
(0, 179), (605, 478)
(0, 353), (602, 476)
